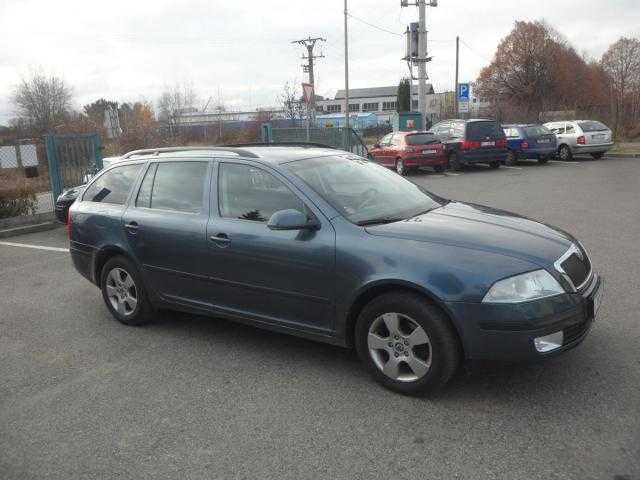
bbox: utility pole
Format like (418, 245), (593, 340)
(455, 36), (459, 117)
(401, 0), (436, 129)
(344, 0), (350, 143)
(417, 0), (427, 127)
(292, 36), (326, 136)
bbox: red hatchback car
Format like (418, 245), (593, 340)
(368, 131), (447, 176)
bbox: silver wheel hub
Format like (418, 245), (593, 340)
(105, 267), (138, 317)
(367, 312), (432, 382)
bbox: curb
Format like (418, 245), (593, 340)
(0, 222), (60, 239)
(607, 153), (640, 158)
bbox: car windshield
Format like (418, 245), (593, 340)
(578, 121), (608, 132)
(466, 121), (504, 139)
(286, 155), (444, 225)
(405, 133), (439, 145)
(524, 125), (552, 136)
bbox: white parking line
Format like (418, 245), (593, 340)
(444, 172), (462, 176)
(549, 160), (582, 166)
(0, 241), (69, 253)
(502, 166), (523, 170)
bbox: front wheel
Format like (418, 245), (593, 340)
(448, 152), (462, 171)
(489, 161), (500, 169)
(101, 255), (153, 326)
(558, 144), (573, 161)
(433, 164), (446, 173)
(505, 150), (518, 166)
(355, 292), (461, 395)
(395, 158), (406, 176)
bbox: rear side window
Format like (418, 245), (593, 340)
(83, 164), (142, 204)
(136, 161), (208, 213)
(524, 126), (551, 136)
(466, 121), (504, 139)
(218, 163), (304, 223)
(406, 134), (439, 145)
(578, 121), (608, 132)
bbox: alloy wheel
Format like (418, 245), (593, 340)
(105, 267), (138, 317)
(367, 312), (432, 382)
(396, 159), (405, 176)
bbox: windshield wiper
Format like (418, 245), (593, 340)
(357, 216), (406, 226)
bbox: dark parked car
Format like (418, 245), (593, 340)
(69, 145), (602, 395)
(503, 124), (557, 165)
(428, 119), (508, 170)
(368, 131), (447, 175)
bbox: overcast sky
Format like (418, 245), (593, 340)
(1, 0), (639, 125)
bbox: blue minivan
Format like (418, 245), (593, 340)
(503, 124), (557, 165)
(68, 145), (601, 395)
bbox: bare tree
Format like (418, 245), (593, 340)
(12, 72), (73, 132)
(157, 82), (200, 125)
(279, 81), (305, 125)
(601, 37), (640, 134)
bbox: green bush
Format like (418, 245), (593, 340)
(0, 183), (38, 219)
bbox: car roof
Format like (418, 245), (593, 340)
(121, 145), (344, 165)
(437, 118), (497, 124)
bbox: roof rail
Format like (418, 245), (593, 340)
(223, 142), (337, 150)
(120, 146), (260, 159)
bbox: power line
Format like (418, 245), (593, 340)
(347, 13), (403, 37)
(459, 38), (493, 62)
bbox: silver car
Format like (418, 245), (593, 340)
(543, 120), (614, 160)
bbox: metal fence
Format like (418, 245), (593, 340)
(269, 127), (369, 157)
(0, 140), (54, 221)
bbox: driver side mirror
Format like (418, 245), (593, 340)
(267, 209), (319, 231)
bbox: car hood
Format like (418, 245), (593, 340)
(365, 201), (574, 268)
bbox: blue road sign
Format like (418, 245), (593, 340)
(458, 83), (470, 101)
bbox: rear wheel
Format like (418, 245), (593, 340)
(505, 150), (518, 166)
(433, 165), (446, 173)
(591, 152), (605, 159)
(355, 292), (461, 395)
(558, 144), (573, 161)
(395, 158), (406, 176)
(448, 152), (462, 171)
(489, 161), (500, 169)
(100, 255), (153, 326)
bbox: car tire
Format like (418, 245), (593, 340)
(558, 144), (573, 161)
(591, 152), (605, 159)
(489, 161), (500, 169)
(448, 152), (462, 171)
(396, 158), (406, 176)
(505, 150), (518, 166)
(433, 165), (445, 173)
(355, 292), (461, 396)
(538, 156), (549, 164)
(100, 255), (153, 326)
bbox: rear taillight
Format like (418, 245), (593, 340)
(577, 136), (586, 145)
(496, 139), (507, 148)
(521, 140), (529, 149)
(461, 140), (481, 150)
(66, 211), (72, 238)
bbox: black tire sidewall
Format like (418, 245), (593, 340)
(448, 152), (461, 171)
(355, 293), (460, 395)
(100, 255), (151, 326)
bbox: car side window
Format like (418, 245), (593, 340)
(83, 164), (142, 205)
(565, 123), (575, 134)
(218, 163), (305, 223)
(136, 161), (208, 213)
(379, 134), (392, 146)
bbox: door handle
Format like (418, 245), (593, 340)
(125, 221), (139, 233)
(209, 233), (231, 247)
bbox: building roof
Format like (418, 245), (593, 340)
(334, 85), (434, 100)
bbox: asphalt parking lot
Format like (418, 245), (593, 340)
(1, 156), (639, 480)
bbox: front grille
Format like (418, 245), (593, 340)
(558, 245), (591, 289)
(564, 319), (590, 344)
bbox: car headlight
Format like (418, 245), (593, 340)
(482, 270), (565, 303)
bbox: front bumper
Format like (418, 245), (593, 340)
(445, 274), (602, 361)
